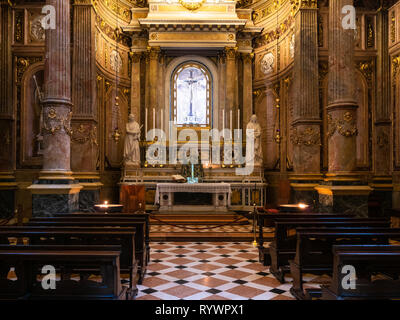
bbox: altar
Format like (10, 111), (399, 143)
(155, 183), (231, 212)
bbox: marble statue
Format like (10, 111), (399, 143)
(246, 114), (263, 166)
(124, 114), (141, 167)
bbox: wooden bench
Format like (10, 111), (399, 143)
(28, 217), (148, 283)
(48, 212), (150, 264)
(289, 228), (400, 300)
(269, 218), (390, 282)
(0, 226), (138, 297)
(321, 245), (400, 300)
(257, 212), (353, 264)
(0, 245), (128, 300)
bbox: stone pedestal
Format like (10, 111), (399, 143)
(73, 173), (102, 212)
(315, 174), (372, 216)
(29, 176), (82, 217)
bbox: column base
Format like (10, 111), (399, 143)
(28, 181), (82, 217)
(0, 172), (17, 219)
(315, 180), (372, 216)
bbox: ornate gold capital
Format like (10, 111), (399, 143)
(224, 47), (238, 59)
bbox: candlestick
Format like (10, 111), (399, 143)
(222, 109), (225, 130)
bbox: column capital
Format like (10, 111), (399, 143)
(147, 46), (161, 59)
(224, 46), (238, 59)
(241, 52), (254, 63)
(129, 51), (143, 63)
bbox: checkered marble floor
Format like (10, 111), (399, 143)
(136, 242), (325, 300)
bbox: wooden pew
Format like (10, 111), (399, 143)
(257, 212), (353, 264)
(321, 245), (400, 300)
(27, 217), (148, 283)
(289, 228), (400, 300)
(0, 226), (138, 298)
(49, 212), (150, 264)
(269, 218), (390, 282)
(0, 245), (128, 300)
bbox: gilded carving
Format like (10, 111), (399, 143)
(391, 11), (396, 43)
(16, 56), (43, 84)
(392, 55), (400, 82)
(42, 107), (73, 136)
(357, 61), (373, 84)
(95, 15), (130, 47)
(178, 0), (206, 11)
(14, 9), (24, 43)
(254, 15), (294, 48)
(71, 124), (98, 146)
(225, 47), (237, 59)
(236, 0), (252, 8)
(290, 127), (321, 146)
(327, 113), (358, 138)
(366, 17), (374, 48)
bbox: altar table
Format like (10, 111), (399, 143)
(155, 183), (231, 212)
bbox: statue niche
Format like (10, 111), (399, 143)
(21, 68), (45, 165)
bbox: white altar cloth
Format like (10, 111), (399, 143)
(155, 183), (231, 205)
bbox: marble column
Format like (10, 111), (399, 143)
(29, 0), (82, 216)
(130, 51), (142, 121)
(290, 2), (322, 205)
(373, 6), (393, 212)
(218, 52), (226, 130)
(225, 47), (237, 133)
(316, 0), (371, 215)
(148, 46), (160, 137)
(0, 2), (16, 218)
(326, 0), (358, 173)
(70, 0), (101, 211)
(241, 53), (253, 129)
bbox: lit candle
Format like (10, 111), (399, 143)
(298, 203), (308, 210)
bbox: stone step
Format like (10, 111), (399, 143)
(150, 212), (249, 225)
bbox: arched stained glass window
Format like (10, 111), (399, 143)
(172, 62), (211, 127)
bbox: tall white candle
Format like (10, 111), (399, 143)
(230, 109), (232, 133)
(222, 109), (225, 130)
(161, 108), (164, 132)
(153, 108), (155, 130)
(145, 107), (148, 136)
(153, 108), (156, 139)
(237, 109), (240, 130)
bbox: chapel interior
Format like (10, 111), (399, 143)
(1, 0), (400, 301)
